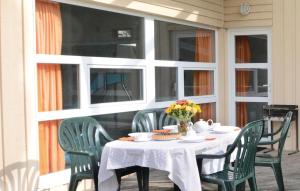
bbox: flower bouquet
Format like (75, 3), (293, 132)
(165, 100), (201, 135)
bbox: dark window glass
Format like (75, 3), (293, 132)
(236, 69), (268, 97)
(235, 35), (268, 63)
(236, 102), (267, 127)
(90, 68), (143, 104)
(93, 111), (137, 139)
(155, 67), (177, 102)
(61, 65), (80, 109)
(155, 20), (215, 62)
(60, 3), (144, 58)
(184, 70), (214, 96)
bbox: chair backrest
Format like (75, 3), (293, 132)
(226, 120), (264, 180)
(58, 117), (113, 174)
(277, 111), (293, 159)
(132, 108), (177, 132)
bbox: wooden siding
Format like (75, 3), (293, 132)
(272, 0), (300, 150)
(0, 0), (29, 190)
(85, 0), (224, 27)
(224, 0), (273, 28)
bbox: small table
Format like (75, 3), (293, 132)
(262, 104), (299, 154)
(98, 128), (239, 191)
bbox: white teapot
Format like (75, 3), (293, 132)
(193, 119), (213, 133)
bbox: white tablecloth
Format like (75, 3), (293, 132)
(98, 129), (239, 191)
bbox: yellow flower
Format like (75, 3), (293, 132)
(174, 104), (181, 109)
(165, 107), (172, 113)
(192, 107), (197, 114)
(186, 106), (192, 112)
(197, 105), (201, 113)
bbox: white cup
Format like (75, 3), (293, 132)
(163, 125), (178, 133)
(134, 133), (150, 141)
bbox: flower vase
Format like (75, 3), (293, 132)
(178, 121), (189, 136)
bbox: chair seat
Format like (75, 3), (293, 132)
(201, 169), (235, 182)
(255, 154), (280, 165)
(72, 171), (94, 180)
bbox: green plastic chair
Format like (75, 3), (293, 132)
(255, 111), (293, 191)
(131, 108), (177, 190)
(197, 120), (264, 191)
(58, 117), (143, 191)
(132, 108), (177, 132)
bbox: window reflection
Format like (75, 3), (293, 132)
(155, 20), (215, 62)
(90, 68), (143, 104)
(155, 67), (177, 102)
(93, 111), (137, 139)
(235, 35), (268, 63)
(236, 69), (268, 97)
(59, 3), (144, 58)
(184, 70), (214, 96)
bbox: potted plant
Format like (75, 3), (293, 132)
(165, 100), (201, 135)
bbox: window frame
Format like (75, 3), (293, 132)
(228, 28), (272, 126)
(31, 0), (219, 189)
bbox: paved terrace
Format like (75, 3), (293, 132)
(120, 152), (300, 191)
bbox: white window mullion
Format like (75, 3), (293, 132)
(178, 66), (184, 99)
(235, 97), (269, 103)
(80, 63), (89, 109)
(145, 18), (155, 60)
(144, 18), (156, 107)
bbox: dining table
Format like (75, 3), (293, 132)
(98, 126), (240, 191)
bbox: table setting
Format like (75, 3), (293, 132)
(98, 100), (241, 191)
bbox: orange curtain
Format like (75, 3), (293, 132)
(195, 103), (213, 121)
(235, 36), (251, 127)
(36, 0), (65, 174)
(193, 29), (213, 120)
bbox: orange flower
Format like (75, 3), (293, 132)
(176, 100), (188, 105)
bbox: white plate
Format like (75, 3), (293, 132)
(180, 135), (205, 143)
(133, 138), (152, 142)
(212, 126), (236, 133)
(128, 132), (152, 137)
(163, 125), (178, 133)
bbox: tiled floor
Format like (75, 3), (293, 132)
(120, 151), (300, 191)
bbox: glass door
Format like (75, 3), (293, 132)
(229, 29), (271, 127)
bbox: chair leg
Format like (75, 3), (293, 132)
(236, 182), (245, 191)
(136, 168), (143, 191)
(223, 182), (235, 191)
(69, 176), (79, 191)
(248, 176), (258, 191)
(218, 184), (223, 191)
(94, 177), (99, 191)
(115, 170), (122, 191)
(142, 167), (150, 191)
(272, 163), (285, 191)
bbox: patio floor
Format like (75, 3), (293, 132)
(120, 151), (300, 191)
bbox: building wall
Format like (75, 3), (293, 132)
(224, 0), (273, 28)
(0, 0), (33, 190)
(271, 0), (300, 150)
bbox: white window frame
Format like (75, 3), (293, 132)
(228, 28), (272, 126)
(31, 0), (219, 189)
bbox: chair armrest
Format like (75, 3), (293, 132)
(196, 153), (227, 159)
(258, 138), (280, 145)
(66, 150), (95, 157)
(196, 144), (233, 160)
